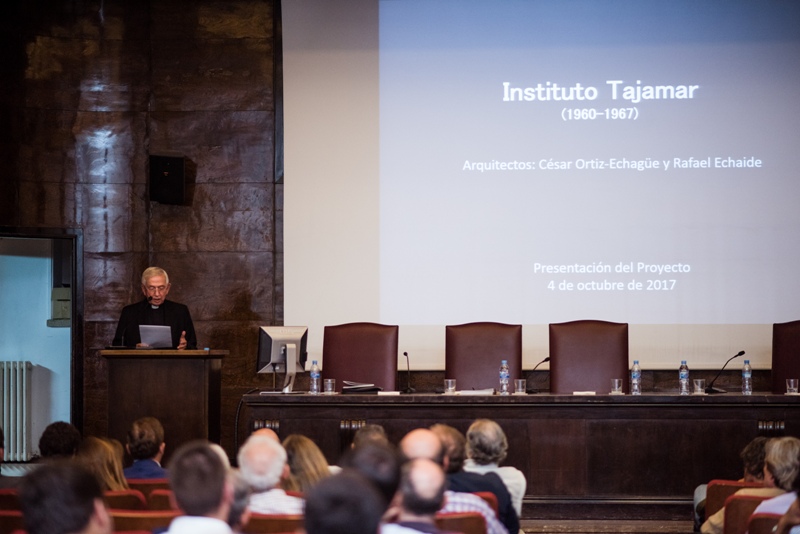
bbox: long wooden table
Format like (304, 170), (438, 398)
(242, 392), (800, 519)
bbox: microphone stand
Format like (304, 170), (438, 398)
(403, 352), (416, 393)
(526, 356), (550, 394)
(705, 350), (745, 394)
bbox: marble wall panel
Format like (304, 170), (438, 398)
(190, 183), (274, 212)
(82, 183), (149, 254)
(17, 181), (79, 227)
(150, 1), (273, 41)
(83, 251), (151, 322)
(148, 111), (274, 184)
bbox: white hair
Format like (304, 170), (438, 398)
(237, 435), (287, 492)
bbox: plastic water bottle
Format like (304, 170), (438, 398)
(309, 360), (321, 394)
(679, 360), (690, 395)
(630, 360), (641, 395)
(742, 359), (752, 395)
(499, 360), (510, 395)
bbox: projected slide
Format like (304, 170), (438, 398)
(379, 0), (800, 325)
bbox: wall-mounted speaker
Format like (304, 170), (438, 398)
(149, 155), (185, 205)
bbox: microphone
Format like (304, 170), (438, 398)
(147, 295), (153, 302)
(402, 352), (415, 394)
(705, 350), (745, 394)
(526, 356), (550, 394)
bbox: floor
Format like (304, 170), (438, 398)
(520, 520), (695, 534)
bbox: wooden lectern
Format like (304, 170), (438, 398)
(101, 350), (225, 463)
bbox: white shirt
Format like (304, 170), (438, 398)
(463, 459), (527, 517)
(165, 516), (233, 534)
(753, 491), (797, 515)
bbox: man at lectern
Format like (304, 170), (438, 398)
(112, 266), (197, 350)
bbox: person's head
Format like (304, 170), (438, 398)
(251, 428), (280, 442)
(466, 419), (508, 466)
(281, 434), (331, 493)
(237, 434), (288, 492)
(18, 460), (113, 534)
(168, 440), (232, 519)
(305, 470), (384, 534)
(398, 458), (447, 520)
(38, 421), (81, 459)
(429, 423), (466, 474)
(764, 436), (800, 491)
(77, 437), (128, 492)
(227, 468), (252, 531)
(141, 266), (171, 306)
(741, 436), (771, 482)
(399, 428), (445, 468)
(352, 424), (389, 449)
(339, 441), (402, 507)
(126, 417), (165, 462)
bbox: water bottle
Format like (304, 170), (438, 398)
(499, 360), (510, 395)
(309, 360), (321, 394)
(679, 360), (690, 395)
(742, 359), (752, 395)
(630, 360), (641, 395)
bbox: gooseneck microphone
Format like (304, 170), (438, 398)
(147, 295), (153, 302)
(705, 350), (745, 394)
(403, 351), (415, 394)
(527, 356), (551, 394)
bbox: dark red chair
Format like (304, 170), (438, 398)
(549, 319), (629, 394)
(321, 323), (399, 392)
(241, 513), (304, 533)
(104, 489), (147, 510)
(772, 320), (800, 393)
(705, 479), (763, 519)
(445, 322), (522, 391)
(0, 510), (25, 534)
(747, 513), (782, 534)
(435, 512), (486, 534)
(0, 489), (20, 510)
(125, 478), (170, 501)
(722, 493), (771, 534)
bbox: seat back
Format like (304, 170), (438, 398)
(0, 510), (24, 534)
(147, 488), (179, 510)
(747, 513), (782, 534)
(445, 322), (522, 391)
(549, 320), (629, 394)
(322, 323), (399, 392)
(772, 320), (800, 394)
(104, 489), (147, 510)
(435, 511), (487, 534)
(0, 489), (19, 510)
(109, 509), (182, 531)
(722, 494), (771, 534)
(705, 480), (763, 519)
(125, 478), (170, 501)
(472, 491), (499, 516)
(242, 513), (304, 534)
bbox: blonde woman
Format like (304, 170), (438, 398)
(77, 436), (129, 491)
(281, 434), (331, 494)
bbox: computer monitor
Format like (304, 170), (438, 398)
(257, 326), (308, 393)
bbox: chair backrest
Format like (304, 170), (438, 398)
(747, 513), (782, 534)
(104, 489), (147, 510)
(435, 511), (487, 534)
(549, 320), (629, 394)
(772, 320), (800, 394)
(110, 509), (182, 531)
(722, 494), (771, 534)
(125, 478), (170, 500)
(445, 322), (522, 391)
(705, 480), (763, 519)
(0, 489), (20, 510)
(147, 488), (179, 510)
(472, 491), (499, 516)
(242, 513), (304, 534)
(0, 510), (25, 534)
(322, 323), (399, 392)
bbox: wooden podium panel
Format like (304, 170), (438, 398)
(101, 350), (224, 463)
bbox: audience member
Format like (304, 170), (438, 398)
(282, 433), (332, 493)
(77, 436), (129, 491)
(18, 460), (113, 534)
(399, 428), (508, 534)
(305, 470), (385, 534)
(38, 421), (82, 460)
(776, 491), (800, 534)
(227, 468), (252, 533)
(382, 458), (449, 534)
(237, 434), (304, 514)
(252, 427), (281, 441)
(164, 440), (234, 533)
(464, 419), (527, 517)
(124, 416), (168, 479)
(211, 443), (232, 468)
(430, 423), (519, 534)
(339, 441), (403, 507)
(353, 424), (390, 449)
(751, 437), (800, 516)
(702, 436), (800, 534)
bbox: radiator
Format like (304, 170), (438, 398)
(1, 361), (33, 462)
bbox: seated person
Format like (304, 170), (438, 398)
(281, 434), (332, 493)
(77, 436), (129, 491)
(701, 436), (800, 534)
(382, 458), (450, 534)
(237, 434), (304, 514)
(124, 416), (168, 479)
(37, 421), (82, 460)
(753, 438), (800, 516)
(112, 266), (197, 349)
(18, 460), (113, 534)
(305, 470), (385, 534)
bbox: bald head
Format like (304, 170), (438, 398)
(400, 458), (446, 518)
(399, 429), (445, 467)
(251, 428), (280, 442)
